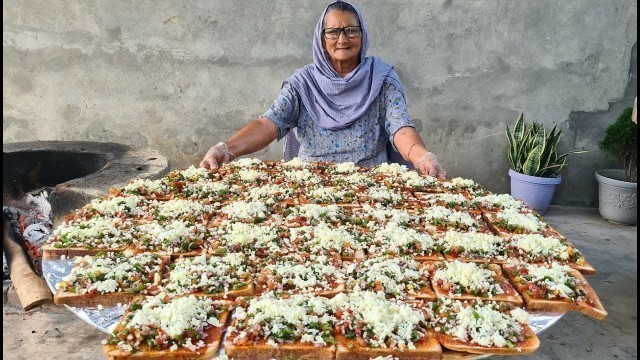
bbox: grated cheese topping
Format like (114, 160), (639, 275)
(420, 206), (478, 229)
(433, 261), (504, 296)
(441, 230), (507, 259)
(163, 253), (251, 295)
(370, 222), (439, 255)
(221, 200), (267, 221)
(373, 162), (408, 174)
(497, 208), (546, 233)
(510, 234), (572, 260)
(348, 257), (429, 297)
(473, 194), (525, 211)
(330, 292), (427, 349)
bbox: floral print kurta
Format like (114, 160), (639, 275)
(262, 82), (415, 167)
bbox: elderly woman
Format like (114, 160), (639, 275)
(200, 0), (446, 178)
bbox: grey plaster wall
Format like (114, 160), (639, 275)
(3, 0), (637, 206)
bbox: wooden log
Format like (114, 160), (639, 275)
(3, 220), (52, 311)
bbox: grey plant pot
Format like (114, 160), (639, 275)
(595, 169), (637, 225)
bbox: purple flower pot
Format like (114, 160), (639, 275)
(508, 169), (561, 215)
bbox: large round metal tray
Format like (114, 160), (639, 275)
(43, 257), (564, 359)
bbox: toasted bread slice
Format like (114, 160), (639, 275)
(503, 264), (607, 319)
(224, 337), (336, 360)
(413, 253), (445, 261)
(54, 254), (170, 306)
(54, 291), (140, 307)
(482, 212), (563, 240)
(563, 260), (596, 275)
(42, 245), (128, 259)
(435, 324), (539, 355)
(103, 298), (229, 359)
(335, 333), (441, 360)
(428, 263), (524, 306)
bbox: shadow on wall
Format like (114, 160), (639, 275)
(558, 42), (638, 207)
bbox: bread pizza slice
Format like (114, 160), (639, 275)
(417, 206), (490, 235)
(348, 204), (421, 230)
(139, 198), (216, 225)
(439, 177), (488, 197)
(355, 185), (408, 208)
(330, 292), (441, 360)
(482, 208), (566, 240)
(225, 293), (337, 360)
(103, 294), (231, 359)
(426, 261), (523, 306)
(289, 222), (366, 260)
(470, 193), (528, 213)
(64, 195), (152, 223)
(270, 157), (319, 173)
(440, 230), (509, 263)
(179, 180), (243, 203)
(507, 234), (595, 274)
(385, 170), (441, 193)
(503, 262), (606, 319)
(345, 256), (436, 300)
(162, 253), (253, 299)
(273, 204), (351, 228)
(54, 251), (169, 307)
(272, 168), (324, 188)
(299, 185), (361, 208)
(324, 161), (361, 176)
(365, 222), (443, 260)
(43, 216), (136, 258)
(164, 165), (221, 184)
(433, 299), (539, 355)
(111, 178), (176, 201)
(330, 171), (378, 189)
(255, 253), (345, 297)
(411, 192), (479, 214)
(205, 222), (291, 257)
(131, 220), (208, 258)
(223, 168), (272, 189)
(241, 183), (298, 207)
(371, 162), (410, 181)
(211, 200), (270, 225)
(218, 157), (271, 174)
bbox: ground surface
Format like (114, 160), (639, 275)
(2, 206), (637, 360)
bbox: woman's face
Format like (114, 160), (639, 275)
(322, 10), (362, 65)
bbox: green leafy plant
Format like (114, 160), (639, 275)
(506, 113), (585, 178)
(598, 107), (637, 183)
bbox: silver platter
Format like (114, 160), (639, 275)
(43, 257), (564, 359)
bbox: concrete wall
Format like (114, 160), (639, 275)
(3, 0), (637, 206)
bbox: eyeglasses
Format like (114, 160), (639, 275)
(322, 26), (362, 39)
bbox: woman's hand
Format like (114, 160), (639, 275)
(200, 142), (235, 171)
(199, 118), (278, 170)
(414, 151), (447, 180)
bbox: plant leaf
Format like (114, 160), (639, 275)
(523, 144), (543, 175)
(506, 125), (517, 168)
(514, 113), (525, 142)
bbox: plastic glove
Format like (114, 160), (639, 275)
(199, 142), (235, 170)
(414, 152), (447, 180)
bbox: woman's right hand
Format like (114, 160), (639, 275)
(199, 142), (235, 171)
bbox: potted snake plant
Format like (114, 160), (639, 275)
(596, 106), (637, 224)
(506, 113), (585, 214)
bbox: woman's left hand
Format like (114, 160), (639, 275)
(414, 151), (447, 180)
